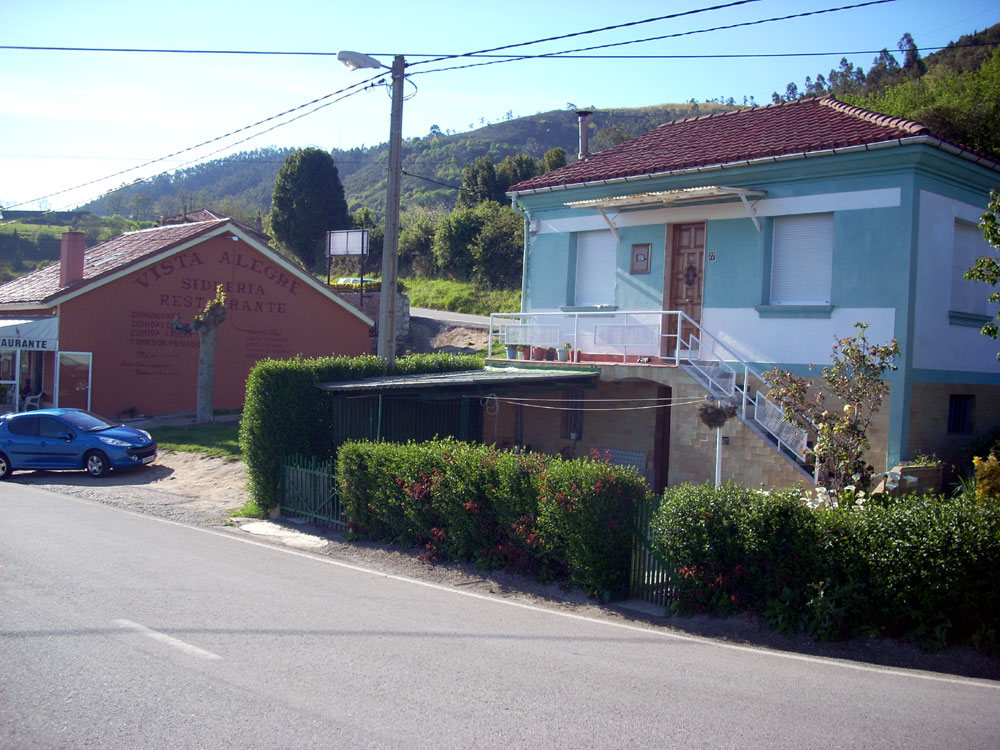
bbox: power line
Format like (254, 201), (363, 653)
(0, 0), (764, 61)
(401, 170), (461, 191)
(0, 0), (917, 213)
(3, 73), (386, 211)
(411, 0), (899, 76)
(407, 0), (765, 68)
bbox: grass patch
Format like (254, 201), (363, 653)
(402, 277), (520, 316)
(230, 500), (267, 518)
(149, 422), (241, 460)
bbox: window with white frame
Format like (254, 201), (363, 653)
(770, 213), (834, 305)
(575, 230), (617, 306)
(951, 221), (989, 316)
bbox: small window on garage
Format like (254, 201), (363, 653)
(948, 394), (974, 435)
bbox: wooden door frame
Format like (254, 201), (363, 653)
(661, 221), (706, 356)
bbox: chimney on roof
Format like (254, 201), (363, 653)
(575, 109), (594, 159)
(60, 231), (86, 286)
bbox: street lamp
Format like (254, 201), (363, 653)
(338, 50), (405, 367)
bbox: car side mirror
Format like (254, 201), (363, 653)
(58, 431), (74, 442)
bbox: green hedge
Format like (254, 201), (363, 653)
(651, 483), (1000, 650)
(239, 353), (483, 511)
(337, 439), (649, 597)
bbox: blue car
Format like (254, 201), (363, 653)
(0, 408), (157, 480)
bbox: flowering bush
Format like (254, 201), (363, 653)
(763, 322), (899, 492)
(973, 455), (1000, 500)
(337, 438), (649, 597)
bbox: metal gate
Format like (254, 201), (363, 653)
(279, 456), (345, 531)
(628, 494), (673, 610)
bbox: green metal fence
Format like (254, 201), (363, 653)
(279, 456), (345, 531)
(628, 494), (674, 611)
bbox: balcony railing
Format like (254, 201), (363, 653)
(488, 309), (812, 473)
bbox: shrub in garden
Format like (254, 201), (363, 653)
(337, 440), (649, 597)
(240, 353), (482, 511)
(535, 450), (644, 597)
(651, 482), (820, 616)
(650, 482), (1000, 650)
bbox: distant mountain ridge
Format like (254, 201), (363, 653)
(78, 102), (732, 221)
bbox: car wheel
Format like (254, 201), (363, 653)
(84, 450), (110, 478)
(0, 452), (11, 480)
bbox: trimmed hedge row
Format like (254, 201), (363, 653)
(336, 439), (650, 597)
(651, 482), (1000, 650)
(239, 353), (483, 511)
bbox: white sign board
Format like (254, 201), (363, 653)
(327, 229), (369, 256)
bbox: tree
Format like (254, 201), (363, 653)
(457, 156), (502, 208)
(496, 154), (538, 195)
(172, 284), (227, 424)
(269, 148), (348, 270)
(432, 201), (523, 288)
(845, 48), (1000, 159)
(966, 189), (1000, 359)
(398, 210), (440, 277)
(541, 147), (567, 173)
(763, 323), (900, 492)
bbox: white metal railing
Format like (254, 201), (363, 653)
(488, 309), (812, 471)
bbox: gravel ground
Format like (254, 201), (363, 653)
(12, 450), (1000, 682)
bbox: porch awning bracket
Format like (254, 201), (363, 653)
(597, 209), (621, 241)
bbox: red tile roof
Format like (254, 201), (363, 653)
(509, 97), (987, 193)
(0, 220), (232, 306)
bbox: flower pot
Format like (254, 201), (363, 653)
(531, 346), (545, 360)
(557, 348), (570, 362)
(505, 345), (518, 359)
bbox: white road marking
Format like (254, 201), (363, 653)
(114, 618), (222, 660)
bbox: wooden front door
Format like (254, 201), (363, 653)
(663, 222), (705, 353)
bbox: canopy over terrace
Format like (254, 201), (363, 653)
(0, 317), (59, 412)
(565, 185), (766, 233)
(316, 365), (598, 445)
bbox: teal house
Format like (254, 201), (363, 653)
(487, 97), (999, 491)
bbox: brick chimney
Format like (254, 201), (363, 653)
(60, 231), (86, 286)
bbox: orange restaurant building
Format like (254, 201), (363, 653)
(0, 214), (373, 417)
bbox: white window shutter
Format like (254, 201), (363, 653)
(575, 230), (617, 306)
(951, 222), (988, 315)
(771, 214), (833, 305)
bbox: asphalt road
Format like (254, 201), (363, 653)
(3, 483), (999, 749)
(410, 307), (490, 329)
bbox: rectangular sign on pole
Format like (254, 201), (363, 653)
(327, 229), (369, 256)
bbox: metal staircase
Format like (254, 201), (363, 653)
(677, 322), (815, 482)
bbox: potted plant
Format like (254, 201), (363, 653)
(505, 342), (519, 359)
(518, 345), (529, 360)
(557, 342), (572, 362)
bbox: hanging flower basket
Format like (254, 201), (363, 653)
(698, 402), (737, 429)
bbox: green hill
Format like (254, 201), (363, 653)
(76, 102), (732, 221)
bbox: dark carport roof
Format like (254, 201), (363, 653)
(317, 366), (597, 395)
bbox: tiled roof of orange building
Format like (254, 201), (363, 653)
(0, 219), (231, 306)
(508, 97), (991, 193)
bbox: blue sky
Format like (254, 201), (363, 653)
(1, 0), (997, 212)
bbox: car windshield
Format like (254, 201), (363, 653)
(58, 410), (116, 432)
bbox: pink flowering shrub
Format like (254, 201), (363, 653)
(337, 438), (649, 596)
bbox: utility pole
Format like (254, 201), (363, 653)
(378, 55), (405, 367)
